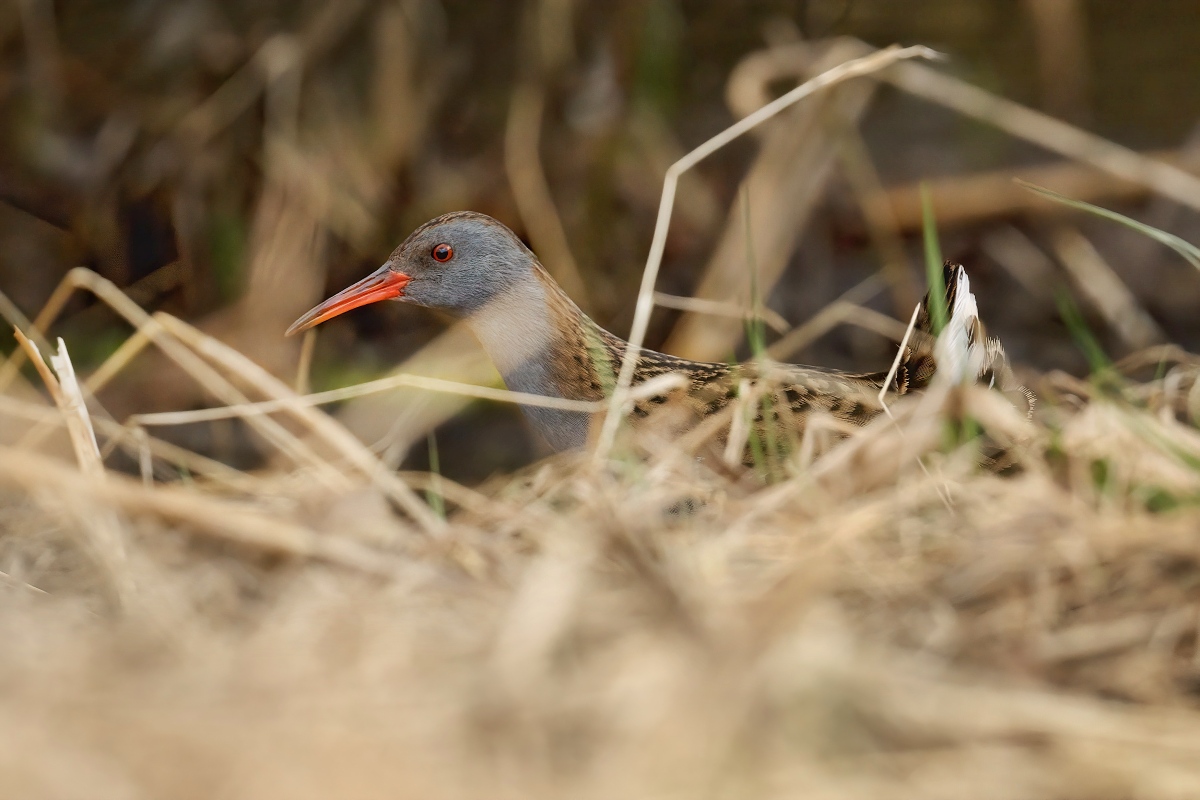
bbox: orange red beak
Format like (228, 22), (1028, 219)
(285, 266), (410, 336)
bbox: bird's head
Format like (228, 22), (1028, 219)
(286, 211), (540, 336)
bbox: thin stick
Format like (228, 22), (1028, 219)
(12, 329), (62, 406)
(652, 292), (791, 334)
(593, 45), (942, 460)
(133, 374), (603, 426)
(131, 370), (688, 427)
(85, 327), (154, 395)
(767, 302), (909, 361)
(0, 259), (84, 392)
(12, 325), (146, 456)
(12, 330), (133, 605)
(47, 337), (103, 473)
(878, 304), (923, 417)
(13, 331), (104, 476)
(764, 273), (884, 358)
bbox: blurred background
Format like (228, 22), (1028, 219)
(2, 0), (1200, 482)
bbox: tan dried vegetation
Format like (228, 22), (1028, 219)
(4, 4), (1200, 798)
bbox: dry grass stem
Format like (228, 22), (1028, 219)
(665, 39), (886, 361)
(12, 329), (133, 607)
(652, 292), (791, 333)
(131, 367), (688, 429)
(46, 337), (103, 472)
(769, 300), (910, 361)
(597, 43), (941, 458)
(878, 303), (923, 413)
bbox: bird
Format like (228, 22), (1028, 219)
(287, 211), (1018, 454)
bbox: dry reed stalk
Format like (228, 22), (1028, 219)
(651, 292), (791, 334)
(662, 38), (885, 361)
(0, 299), (53, 393)
(129, 367), (686, 427)
(725, 38), (920, 315)
(769, 299), (911, 361)
(12, 331), (100, 471)
(11, 331), (133, 606)
(103, 421), (256, 489)
(877, 303), (923, 414)
(4, 269), (352, 488)
(592, 33), (1200, 463)
(0, 286), (48, 355)
(812, 391), (946, 498)
(0, 569), (47, 595)
(396, 470), (519, 522)
(722, 378), (755, 468)
(368, 1), (429, 169)
(596, 44), (942, 459)
(176, 0), (368, 147)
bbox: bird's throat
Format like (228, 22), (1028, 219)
(462, 273), (608, 450)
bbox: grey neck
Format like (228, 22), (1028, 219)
(461, 275), (596, 451)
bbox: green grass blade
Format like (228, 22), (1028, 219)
(1054, 288), (1111, 374)
(425, 431), (446, 520)
(920, 182), (947, 335)
(1016, 179), (1200, 271)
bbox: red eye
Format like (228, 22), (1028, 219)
(431, 243), (454, 262)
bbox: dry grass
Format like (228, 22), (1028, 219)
(6, 270), (1200, 798)
(5, 8), (1200, 796)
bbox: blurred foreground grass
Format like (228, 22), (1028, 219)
(7, 342), (1200, 797)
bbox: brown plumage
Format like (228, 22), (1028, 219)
(288, 211), (1015, 453)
